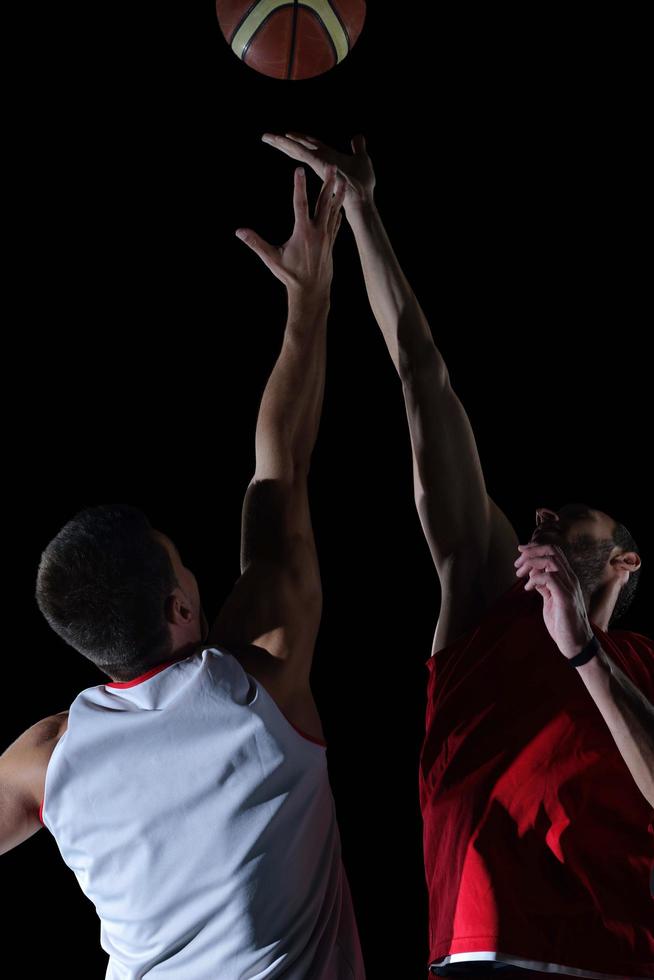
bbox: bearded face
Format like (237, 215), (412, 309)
(558, 534), (615, 604)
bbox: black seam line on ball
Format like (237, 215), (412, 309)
(229, 0), (262, 45)
(241, 3), (295, 63)
(325, 0), (350, 51)
(236, 2), (338, 75)
(287, 0), (299, 80)
(295, 5), (337, 70)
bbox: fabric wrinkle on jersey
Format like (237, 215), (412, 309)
(41, 645), (365, 979)
(419, 578), (654, 980)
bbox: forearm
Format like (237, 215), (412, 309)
(576, 644), (654, 808)
(347, 201), (446, 382)
(347, 202), (491, 558)
(254, 287), (329, 480)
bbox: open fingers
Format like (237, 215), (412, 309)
(234, 227), (281, 275)
(327, 177), (347, 238)
(284, 131), (323, 150)
(313, 164), (339, 222)
(261, 133), (319, 168)
(292, 167), (309, 225)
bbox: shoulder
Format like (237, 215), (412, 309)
(433, 568), (523, 656)
(601, 628), (654, 700)
(603, 627), (654, 657)
(3, 711), (68, 751)
(216, 644), (326, 745)
(0, 711), (69, 811)
(611, 628), (653, 647)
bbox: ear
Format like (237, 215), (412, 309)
(612, 550), (642, 575)
(164, 589), (194, 626)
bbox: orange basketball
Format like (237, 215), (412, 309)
(216, 0), (366, 80)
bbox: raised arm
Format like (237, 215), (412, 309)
(207, 166), (345, 730)
(261, 134), (519, 652)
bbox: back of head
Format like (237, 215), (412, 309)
(35, 504), (179, 681)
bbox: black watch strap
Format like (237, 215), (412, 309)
(568, 634), (600, 668)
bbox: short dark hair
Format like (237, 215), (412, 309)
(609, 521), (641, 627)
(35, 504), (179, 681)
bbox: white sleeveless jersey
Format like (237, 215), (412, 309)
(41, 646), (365, 979)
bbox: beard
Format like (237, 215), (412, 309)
(559, 534), (615, 604)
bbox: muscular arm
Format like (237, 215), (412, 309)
(209, 167), (342, 737)
(347, 202), (518, 648)
(257, 136), (519, 645)
(0, 714), (65, 855)
(208, 287), (329, 687)
(576, 645), (654, 808)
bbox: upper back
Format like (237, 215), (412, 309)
(37, 646), (360, 978)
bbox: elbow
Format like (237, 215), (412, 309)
(400, 349), (450, 394)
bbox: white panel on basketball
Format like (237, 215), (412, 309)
(299, 0), (349, 62)
(231, 0), (287, 59)
(231, 0), (349, 64)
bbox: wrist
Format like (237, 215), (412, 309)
(286, 282), (331, 310)
(345, 197), (377, 224)
(573, 641), (611, 683)
(565, 633), (602, 669)
(565, 630), (595, 659)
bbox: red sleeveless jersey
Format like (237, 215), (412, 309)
(419, 579), (654, 978)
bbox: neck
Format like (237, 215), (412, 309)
(587, 577), (622, 632)
(172, 638), (206, 661)
(108, 639), (206, 684)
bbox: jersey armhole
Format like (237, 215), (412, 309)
(246, 672), (328, 750)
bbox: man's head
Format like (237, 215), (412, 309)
(530, 503), (642, 627)
(35, 504), (209, 682)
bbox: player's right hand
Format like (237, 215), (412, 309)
(261, 132), (375, 217)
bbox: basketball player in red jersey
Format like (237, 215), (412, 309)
(261, 132), (654, 980)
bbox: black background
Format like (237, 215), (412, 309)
(4, 3), (651, 976)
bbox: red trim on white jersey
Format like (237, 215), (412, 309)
(287, 720), (328, 748)
(104, 654), (329, 747)
(105, 659), (179, 688)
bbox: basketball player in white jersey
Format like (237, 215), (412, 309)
(0, 165), (367, 979)
(259, 132), (654, 980)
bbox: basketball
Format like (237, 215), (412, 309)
(215, 1), (366, 80)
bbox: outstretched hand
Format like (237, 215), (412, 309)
(235, 164), (346, 296)
(261, 132), (375, 216)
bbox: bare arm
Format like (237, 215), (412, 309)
(517, 543), (654, 810)
(0, 714), (64, 855)
(261, 134), (519, 613)
(208, 290), (330, 681)
(577, 644), (654, 808)
(353, 206), (525, 654)
(208, 168), (345, 711)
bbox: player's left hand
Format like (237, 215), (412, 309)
(235, 164), (346, 295)
(514, 543), (595, 659)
